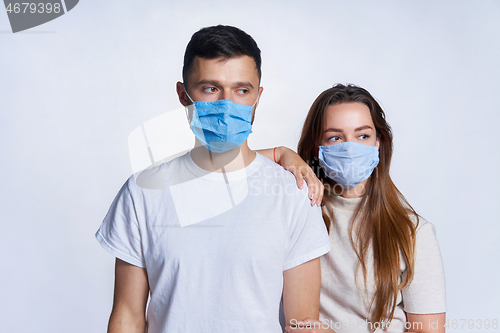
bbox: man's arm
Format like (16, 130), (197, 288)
(108, 258), (149, 333)
(283, 258), (321, 324)
(283, 258), (336, 333)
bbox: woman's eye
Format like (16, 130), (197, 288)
(203, 87), (218, 93)
(359, 134), (370, 140)
(328, 136), (341, 142)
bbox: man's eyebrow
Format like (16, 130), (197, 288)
(233, 81), (254, 89)
(194, 80), (254, 89)
(196, 79), (221, 86)
(354, 125), (373, 131)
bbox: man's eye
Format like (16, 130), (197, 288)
(236, 89), (249, 95)
(203, 87), (218, 93)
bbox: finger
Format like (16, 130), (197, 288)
(309, 192), (316, 206)
(299, 171), (316, 198)
(303, 174), (321, 204)
(303, 172), (324, 207)
(287, 166), (304, 189)
(296, 173), (304, 190)
(316, 181), (324, 206)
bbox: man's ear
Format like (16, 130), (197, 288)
(254, 86), (264, 108)
(250, 87), (264, 125)
(176, 81), (189, 107)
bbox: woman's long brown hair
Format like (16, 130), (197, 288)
(298, 84), (418, 325)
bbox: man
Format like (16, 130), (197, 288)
(96, 25), (331, 332)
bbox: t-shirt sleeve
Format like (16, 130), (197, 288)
(283, 187), (331, 271)
(402, 221), (446, 314)
(95, 177), (147, 268)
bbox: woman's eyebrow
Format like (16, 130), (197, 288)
(324, 128), (342, 133)
(354, 125), (373, 132)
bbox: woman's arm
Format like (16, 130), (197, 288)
(406, 312), (446, 333)
(256, 146), (323, 206)
(402, 222), (447, 333)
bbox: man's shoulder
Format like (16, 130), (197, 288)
(253, 153), (310, 198)
(254, 153), (298, 182)
(130, 152), (190, 190)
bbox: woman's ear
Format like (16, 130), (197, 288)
(376, 137), (380, 148)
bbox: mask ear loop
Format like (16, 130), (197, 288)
(183, 85), (213, 164)
(183, 85), (194, 104)
(182, 84), (194, 123)
(251, 88), (260, 108)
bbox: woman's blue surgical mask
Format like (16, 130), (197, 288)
(318, 142), (379, 189)
(184, 88), (259, 153)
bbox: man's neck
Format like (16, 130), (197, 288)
(190, 141), (256, 173)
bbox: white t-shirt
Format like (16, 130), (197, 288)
(96, 152), (331, 333)
(319, 195), (446, 333)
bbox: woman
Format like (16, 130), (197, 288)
(272, 84), (446, 333)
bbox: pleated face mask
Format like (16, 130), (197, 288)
(318, 142), (379, 189)
(184, 88), (258, 153)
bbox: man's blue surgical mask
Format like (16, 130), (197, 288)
(318, 142), (379, 189)
(184, 88), (258, 153)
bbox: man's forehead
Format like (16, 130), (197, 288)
(189, 55), (259, 85)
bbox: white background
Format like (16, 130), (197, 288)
(1, 1), (499, 332)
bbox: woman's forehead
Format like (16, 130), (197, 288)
(324, 102), (373, 129)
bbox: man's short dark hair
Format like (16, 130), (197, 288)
(182, 25), (262, 85)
